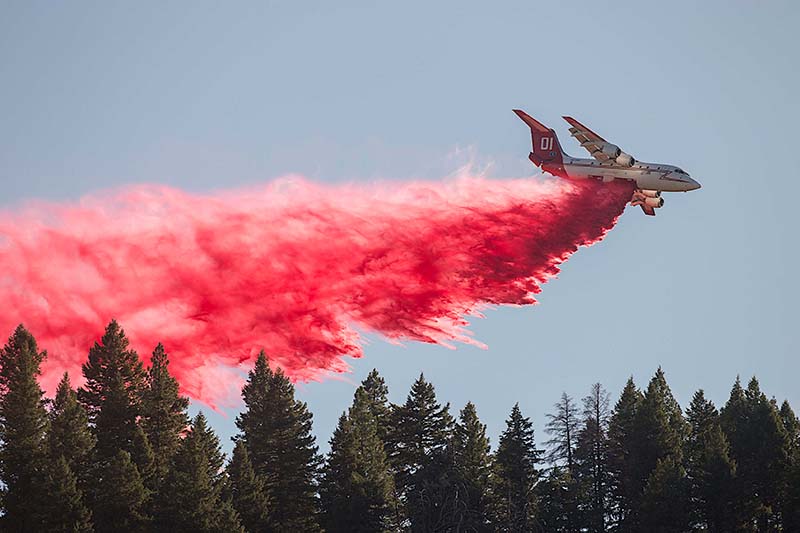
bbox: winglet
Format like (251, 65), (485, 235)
(513, 109), (550, 133)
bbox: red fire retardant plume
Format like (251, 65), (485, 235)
(0, 174), (632, 406)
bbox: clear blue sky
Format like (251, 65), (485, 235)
(2, 1), (798, 456)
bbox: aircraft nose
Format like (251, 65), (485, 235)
(689, 179), (701, 190)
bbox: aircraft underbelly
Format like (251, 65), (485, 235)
(563, 165), (686, 192)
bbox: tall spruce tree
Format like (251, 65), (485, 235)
(491, 403), (541, 532)
(48, 373), (95, 476)
(634, 368), (688, 482)
(451, 402), (493, 532)
(45, 372), (95, 531)
(93, 449), (149, 532)
(158, 413), (243, 532)
(639, 455), (691, 533)
(538, 466), (577, 533)
(574, 383), (611, 533)
(78, 320), (148, 465)
(634, 370), (689, 531)
(388, 373), (457, 532)
(227, 440), (270, 533)
(0, 325), (49, 531)
(360, 369), (393, 441)
(721, 376), (790, 530)
(357, 369), (404, 530)
(545, 393), (579, 471)
(779, 400), (800, 531)
(544, 392), (580, 533)
(320, 389), (394, 533)
(235, 351), (321, 532)
(141, 343), (189, 491)
(40, 455), (94, 533)
(607, 377), (643, 531)
(684, 390), (736, 532)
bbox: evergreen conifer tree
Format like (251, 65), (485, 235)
(235, 351), (321, 532)
(141, 343), (189, 491)
(388, 373), (457, 531)
(321, 389), (394, 533)
(40, 455), (94, 533)
(158, 413), (244, 532)
(491, 403), (540, 532)
(685, 390), (736, 532)
(357, 369), (403, 530)
(45, 373), (95, 531)
(574, 383), (611, 533)
(607, 377), (643, 531)
(721, 376), (790, 530)
(537, 466), (578, 533)
(227, 440), (270, 533)
(639, 456), (691, 533)
(360, 369), (393, 441)
(544, 392), (580, 533)
(93, 450), (149, 532)
(545, 393), (579, 471)
(779, 400), (800, 531)
(633, 368), (688, 484)
(450, 401), (493, 532)
(0, 325), (50, 531)
(78, 320), (148, 466)
(48, 373), (95, 476)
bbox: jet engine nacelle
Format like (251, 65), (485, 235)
(644, 197), (664, 208)
(615, 152), (636, 167)
(640, 189), (661, 198)
(601, 143), (621, 157)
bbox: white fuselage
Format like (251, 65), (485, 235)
(557, 155), (701, 193)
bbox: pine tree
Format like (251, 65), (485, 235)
(544, 392), (580, 533)
(321, 389), (394, 533)
(0, 325), (49, 531)
(545, 393), (579, 471)
(388, 373), (457, 531)
(451, 402), (493, 532)
(227, 440), (270, 533)
(158, 413), (244, 532)
(78, 320), (148, 465)
(629, 367), (688, 530)
(235, 352), (321, 532)
(639, 456), (691, 533)
(779, 400), (800, 531)
(491, 403), (541, 532)
(538, 466), (577, 533)
(721, 377), (790, 530)
(606, 377), (643, 531)
(141, 343), (189, 491)
(360, 369), (393, 442)
(40, 455), (94, 533)
(633, 368), (688, 483)
(356, 369), (405, 530)
(93, 450), (149, 532)
(45, 372), (95, 531)
(685, 390), (736, 532)
(574, 383), (611, 533)
(48, 373), (95, 477)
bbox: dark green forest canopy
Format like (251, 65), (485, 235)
(0, 322), (798, 532)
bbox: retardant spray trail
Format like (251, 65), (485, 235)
(0, 174), (632, 406)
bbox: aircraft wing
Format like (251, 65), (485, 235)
(563, 116), (623, 164)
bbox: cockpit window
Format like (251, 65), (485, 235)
(675, 168), (686, 174)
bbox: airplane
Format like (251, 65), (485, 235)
(513, 110), (700, 215)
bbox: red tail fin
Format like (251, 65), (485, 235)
(513, 110), (564, 167)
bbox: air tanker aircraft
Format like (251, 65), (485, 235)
(513, 110), (701, 215)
